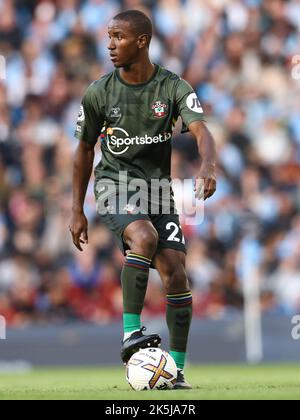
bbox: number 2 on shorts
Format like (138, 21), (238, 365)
(166, 222), (185, 244)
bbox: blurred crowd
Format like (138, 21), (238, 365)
(1, 0), (300, 326)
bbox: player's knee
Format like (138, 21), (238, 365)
(131, 228), (158, 257)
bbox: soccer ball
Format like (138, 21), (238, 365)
(126, 347), (177, 391)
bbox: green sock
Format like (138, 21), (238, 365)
(166, 291), (193, 370)
(170, 351), (186, 370)
(121, 252), (151, 335)
(123, 313), (141, 334)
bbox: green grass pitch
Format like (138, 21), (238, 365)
(0, 364), (299, 400)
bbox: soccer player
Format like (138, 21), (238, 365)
(70, 10), (217, 389)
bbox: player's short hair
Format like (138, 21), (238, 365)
(113, 10), (152, 47)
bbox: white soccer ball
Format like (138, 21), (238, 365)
(126, 347), (177, 391)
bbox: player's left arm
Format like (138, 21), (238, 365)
(174, 77), (217, 200)
(188, 120), (217, 201)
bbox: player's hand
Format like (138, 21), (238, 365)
(194, 164), (217, 200)
(69, 210), (89, 251)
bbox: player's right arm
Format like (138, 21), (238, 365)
(69, 83), (103, 251)
(69, 140), (95, 251)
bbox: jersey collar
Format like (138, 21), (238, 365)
(116, 64), (159, 88)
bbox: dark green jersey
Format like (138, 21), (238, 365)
(75, 64), (204, 185)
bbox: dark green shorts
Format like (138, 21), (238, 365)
(95, 190), (186, 256)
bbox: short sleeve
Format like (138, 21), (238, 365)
(175, 79), (205, 133)
(74, 84), (104, 145)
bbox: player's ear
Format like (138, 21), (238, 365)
(137, 34), (148, 49)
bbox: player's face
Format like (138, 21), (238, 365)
(107, 20), (141, 68)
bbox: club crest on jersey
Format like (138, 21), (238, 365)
(152, 101), (167, 118)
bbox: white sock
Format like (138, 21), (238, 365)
(123, 330), (139, 341)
